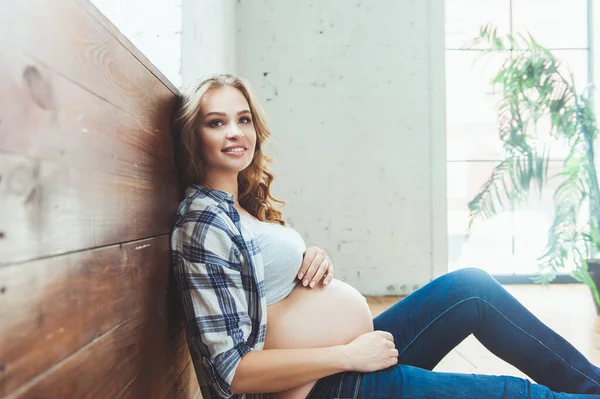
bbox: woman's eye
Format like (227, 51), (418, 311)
(240, 116), (252, 124)
(208, 120), (224, 128)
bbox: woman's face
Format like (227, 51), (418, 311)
(197, 85), (257, 178)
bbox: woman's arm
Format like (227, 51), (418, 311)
(231, 346), (347, 394)
(232, 331), (398, 394)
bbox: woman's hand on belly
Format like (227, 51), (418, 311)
(298, 246), (334, 288)
(343, 330), (399, 372)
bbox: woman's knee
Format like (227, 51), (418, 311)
(426, 268), (498, 299)
(447, 267), (494, 285)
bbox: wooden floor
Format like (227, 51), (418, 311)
(366, 284), (600, 380)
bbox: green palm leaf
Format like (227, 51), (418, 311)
(466, 24), (600, 302)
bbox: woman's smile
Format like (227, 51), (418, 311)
(222, 147), (248, 157)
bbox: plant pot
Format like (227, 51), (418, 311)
(587, 259), (600, 315)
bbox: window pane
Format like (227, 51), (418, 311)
(447, 161), (515, 273)
(553, 49), (589, 95)
(446, 50), (506, 161)
(495, 49), (588, 161)
(446, 0), (591, 277)
(447, 49), (589, 162)
(445, 0), (511, 50)
(512, 0), (588, 49)
(448, 161), (588, 275)
(534, 49), (589, 161)
(512, 162), (586, 274)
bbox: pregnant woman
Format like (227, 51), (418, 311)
(170, 74), (600, 399)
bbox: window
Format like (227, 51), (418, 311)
(445, 0), (590, 276)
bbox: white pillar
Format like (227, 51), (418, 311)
(181, 0), (237, 89)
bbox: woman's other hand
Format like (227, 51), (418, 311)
(342, 331), (399, 372)
(298, 246), (334, 288)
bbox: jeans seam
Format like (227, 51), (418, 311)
(397, 296), (600, 388)
(336, 373), (344, 398)
(353, 374), (361, 399)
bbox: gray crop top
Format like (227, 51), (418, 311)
(242, 218), (306, 305)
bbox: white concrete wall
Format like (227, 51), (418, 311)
(236, 0), (447, 295)
(180, 0), (237, 89)
(90, 0), (448, 295)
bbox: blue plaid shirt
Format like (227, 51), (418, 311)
(171, 184), (268, 399)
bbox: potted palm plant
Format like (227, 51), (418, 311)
(466, 24), (600, 312)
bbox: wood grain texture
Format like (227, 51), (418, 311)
(0, 151), (179, 265)
(0, 0), (182, 264)
(0, 235), (182, 396)
(9, 309), (181, 398)
(165, 362), (201, 399)
(0, 50), (177, 184)
(74, 0), (179, 95)
(115, 328), (195, 399)
(0, 0), (195, 397)
(0, 0), (176, 124)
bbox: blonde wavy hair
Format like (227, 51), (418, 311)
(173, 74), (287, 226)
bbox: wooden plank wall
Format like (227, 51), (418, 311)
(0, 0), (200, 397)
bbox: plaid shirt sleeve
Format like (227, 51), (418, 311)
(171, 207), (253, 399)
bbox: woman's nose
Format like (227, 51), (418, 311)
(226, 123), (244, 138)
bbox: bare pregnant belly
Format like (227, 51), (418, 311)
(264, 279), (374, 399)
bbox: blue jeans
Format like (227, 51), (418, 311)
(306, 268), (600, 398)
